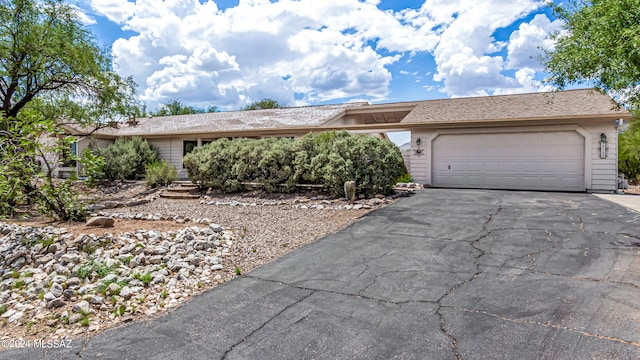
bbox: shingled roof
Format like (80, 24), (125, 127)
(94, 102), (369, 137)
(400, 89), (630, 124)
(68, 89), (629, 138)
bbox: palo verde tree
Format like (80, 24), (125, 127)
(0, 0), (136, 220)
(543, 0), (640, 180)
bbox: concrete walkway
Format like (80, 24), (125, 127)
(3, 189), (640, 359)
(595, 193), (640, 213)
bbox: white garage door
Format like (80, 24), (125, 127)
(432, 131), (585, 191)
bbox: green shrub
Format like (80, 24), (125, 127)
(36, 178), (87, 222)
(99, 137), (158, 180)
(233, 137), (297, 192)
(307, 132), (404, 197)
(397, 173), (413, 183)
(619, 125), (640, 182)
(184, 132), (405, 197)
(145, 160), (179, 188)
(184, 138), (251, 192)
(79, 148), (105, 187)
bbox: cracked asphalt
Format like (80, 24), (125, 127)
(3, 189), (640, 359)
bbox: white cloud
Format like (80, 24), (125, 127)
(91, 0), (559, 109)
(507, 14), (564, 70)
(89, 0), (136, 23)
(70, 4), (97, 25)
(419, 0), (550, 97)
(493, 67), (555, 95)
(100, 0), (413, 109)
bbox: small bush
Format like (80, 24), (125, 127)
(99, 137), (158, 180)
(36, 179), (87, 222)
(145, 160), (179, 188)
(79, 148), (105, 187)
(397, 174), (413, 183)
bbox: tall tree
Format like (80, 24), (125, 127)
(150, 99), (218, 116)
(243, 98), (286, 110)
(543, 0), (640, 181)
(0, 0), (136, 126)
(543, 0), (640, 107)
(0, 0), (135, 219)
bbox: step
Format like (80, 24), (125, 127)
(165, 186), (199, 193)
(173, 180), (196, 186)
(159, 192), (201, 200)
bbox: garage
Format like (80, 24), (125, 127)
(431, 131), (585, 191)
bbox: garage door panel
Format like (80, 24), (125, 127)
(563, 146), (584, 158)
(501, 176), (520, 187)
(432, 131), (584, 191)
(560, 161), (583, 173)
(449, 175), (467, 185)
(517, 161), (538, 172)
(561, 177), (582, 188)
(539, 132), (561, 144)
(468, 175), (484, 184)
(539, 161), (560, 172)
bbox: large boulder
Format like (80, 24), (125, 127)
(85, 216), (115, 228)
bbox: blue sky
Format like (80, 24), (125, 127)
(72, 0), (565, 145)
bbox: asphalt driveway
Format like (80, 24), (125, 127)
(3, 189), (640, 359)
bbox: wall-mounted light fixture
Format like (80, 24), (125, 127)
(600, 133), (607, 159)
(416, 138), (422, 146)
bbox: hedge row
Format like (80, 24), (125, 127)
(183, 131), (405, 198)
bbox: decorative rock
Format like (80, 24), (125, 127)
(105, 283), (120, 296)
(78, 285), (94, 295)
(63, 289), (75, 299)
(0, 220), (239, 338)
(8, 310), (24, 323)
(68, 313), (84, 324)
(85, 216), (115, 228)
(1, 309), (17, 319)
(47, 243), (61, 254)
(66, 277), (82, 287)
(50, 282), (64, 297)
(51, 275), (67, 284)
(119, 286), (134, 299)
(73, 300), (91, 314)
(60, 253), (81, 264)
(46, 297), (65, 309)
(209, 224), (223, 233)
(102, 274), (118, 283)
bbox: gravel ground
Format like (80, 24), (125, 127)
(1, 190), (384, 345)
(105, 196), (376, 277)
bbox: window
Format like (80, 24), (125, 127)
(183, 140), (198, 168)
(183, 140), (197, 157)
(61, 142), (77, 168)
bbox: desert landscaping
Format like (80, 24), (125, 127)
(0, 181), (417, 347)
